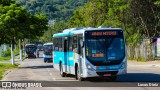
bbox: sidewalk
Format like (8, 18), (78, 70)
(128, 60), (160, 67)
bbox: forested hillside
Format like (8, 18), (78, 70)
(17, 0), (87, 20)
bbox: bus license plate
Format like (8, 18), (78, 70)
(104, 74), (111, 76)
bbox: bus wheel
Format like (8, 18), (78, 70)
(109, 76), (117, 81)
(75, 66), (84, 81)
(60, 64), (65, 77)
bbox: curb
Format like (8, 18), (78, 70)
(128, 64), (160, 67)
(2, 70), (12, 77)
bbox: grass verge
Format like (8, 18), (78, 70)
(127, 57), (147, 62)
(0, 56), (11, 61)
(17, 55), (26, 60)
(0, 63), (19, 80)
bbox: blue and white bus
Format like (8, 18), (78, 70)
(43, 43), (53, 62)
(25, 44), (37, 58)
(53, 27), (127, 81)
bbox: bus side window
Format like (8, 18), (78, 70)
(53, 38), (56, 51)
(69, 37), (73, 51)
(58, 38), (62, 52)
(62, 37), (65, 52)
(73, 36), (77, 44)
(73, 35), (78, 52)
(78, 34), (83, 56)
(55, 47), (58, 51)
(53, 38), (59, 51)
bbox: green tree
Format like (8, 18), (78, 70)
(0, 0), (15, 6)
(0, 4), (48, 43)
(68, 0), (108, 27)
(0, 0), (48, 64)
(69, 0), (160, 46)
(42, 21), (67, 42)
(68, 0), (160, 60)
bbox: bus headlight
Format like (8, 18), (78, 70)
(87, 65), (92, 69)
(86, 63), (94, 71)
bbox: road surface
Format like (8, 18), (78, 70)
(1, 51), (160, 90)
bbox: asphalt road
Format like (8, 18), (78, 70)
(1, 51), (160, 90)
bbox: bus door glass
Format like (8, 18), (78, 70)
(67, 36), (74, 72)
(78, 34), (83, 75)
(64, 37), (68, 72)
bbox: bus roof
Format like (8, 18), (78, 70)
(43, 42), (53, 46)
(53, 27), (123, 38)
(25, 44), (36, 46)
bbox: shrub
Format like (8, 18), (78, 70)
(1, 48), (11, 57)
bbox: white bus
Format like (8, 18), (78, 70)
(43, 43), (53, 62)
(53, 27), (127, 81)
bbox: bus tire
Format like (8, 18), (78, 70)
(60, 63), (65, 77)
(75, 66), (84, 81)
(109, 76), (117, 81)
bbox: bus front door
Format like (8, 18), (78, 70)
(78, 36), (83, 76)
(64, 39), (68, 73)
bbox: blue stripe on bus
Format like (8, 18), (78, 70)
(53, 51), (74, 66)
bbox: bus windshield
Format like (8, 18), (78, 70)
(85, 30), (125, 65)
(43, 45), (53, 55)
(25, 45), (37, 54)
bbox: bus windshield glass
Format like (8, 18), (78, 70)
(85, 30), (125, 65)
(43, 45), (53, 55)
(25, 45), (37, 54)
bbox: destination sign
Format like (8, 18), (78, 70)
(92, 53), (104, 57)
(85, 30), (123, 39)
(91, 31), (117, 36)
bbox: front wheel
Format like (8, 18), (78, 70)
(75, 66), (85, 81)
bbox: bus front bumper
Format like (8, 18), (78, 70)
(82, 68), (127, 78)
